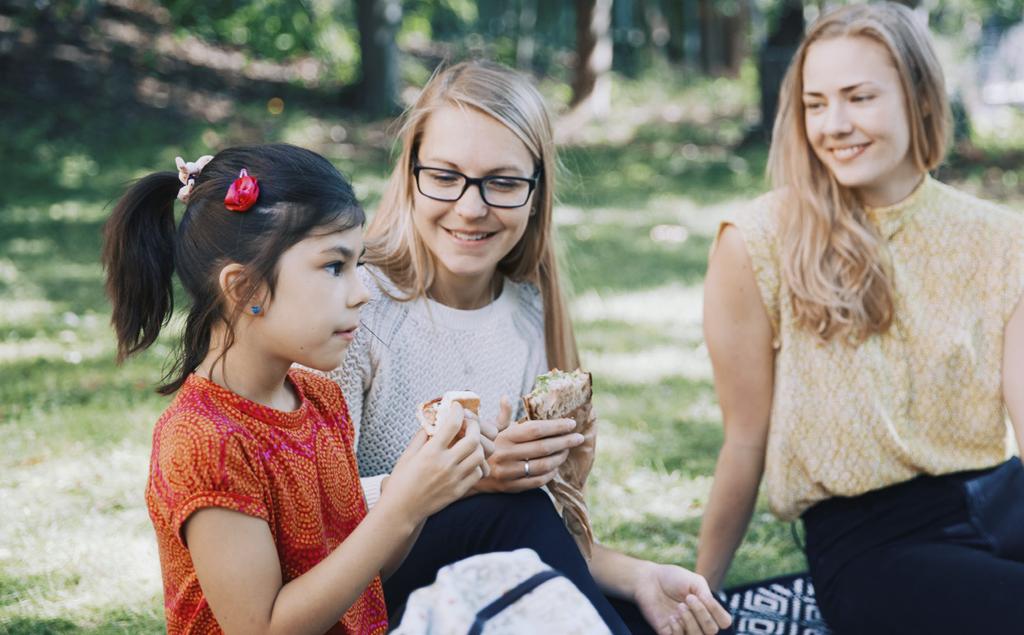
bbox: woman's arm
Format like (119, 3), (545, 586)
(1002, 294), (1024, 453)
(695, 225), (776, 591)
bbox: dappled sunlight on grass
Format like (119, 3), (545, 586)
(574, 282), (703, 331)
(0, 441), (163, 628)
(587, 345), (711, 385)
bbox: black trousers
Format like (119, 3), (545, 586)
(802, 460), (1024, 634)
(383, 489), (655, 634)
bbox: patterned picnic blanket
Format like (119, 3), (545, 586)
(722, 573), (832, 635)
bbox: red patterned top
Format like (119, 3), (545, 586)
(145, 369), (388, 634)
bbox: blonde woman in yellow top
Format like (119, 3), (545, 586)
(696, 3), (1024, 633)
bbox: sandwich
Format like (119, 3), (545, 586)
(417, 390), (480, 443)
(521, 369), (596, 557)
(521, 369), (592, 424)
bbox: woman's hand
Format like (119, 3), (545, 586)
(384, 402), (488, 521)
(472, 401), (584, 493)
(634, 562), (733, 635)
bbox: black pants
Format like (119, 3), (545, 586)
(383, 489), (655, 634)
(802, 461), (1024, 634)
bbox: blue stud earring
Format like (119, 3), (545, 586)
(250, 305), (262, 315)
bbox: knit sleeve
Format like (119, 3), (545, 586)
(712, 192), (783, 345)
(150, 412), (270, 547)
(359, 474), (387, 510)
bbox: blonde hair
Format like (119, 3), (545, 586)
(365, 60), (579, 370)
(768, 2), (951, 342)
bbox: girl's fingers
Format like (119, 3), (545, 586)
(457, 445), (488, 479)
(458, 465), (485, 493)
(449, 418), (482, 462)
(479, 418), (499, 442)
(478, 444), (490, 478)
(431, 402), (464, 448)
(495, 396), (513, 432)
(405, 429), (429, 452)
(480, 435), (495, 458)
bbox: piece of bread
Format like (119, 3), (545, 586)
(417, 390), (480, 442)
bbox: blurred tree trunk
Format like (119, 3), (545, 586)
(642, 0), (671, 62)
(756, 0), (803, 138)
(697, 0), (720, 74)
(663, 0), (686, 64)
(612, 0), (639, 76)
(571, 0), (613, 117)
(698, 0), (749, 76)
(516, 0), (539, 70)
(723, 0), (750, 75)
(356, 0), (402, 116)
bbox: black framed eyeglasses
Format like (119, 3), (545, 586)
(412, 162), (540, 209)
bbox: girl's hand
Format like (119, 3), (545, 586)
(384, 402), (488, 522)
(472, 413), (585, 493)
(473, 396), (509, 459)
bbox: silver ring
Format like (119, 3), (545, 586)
(523, 459), (531, 477)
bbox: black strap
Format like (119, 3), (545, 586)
(790, 520), (806, 551)
(466, 569), (563, 635)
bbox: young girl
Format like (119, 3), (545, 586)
(102, 143), (487, 634)
(331, 61), (732, 635)
(696, 4), (1024, 633)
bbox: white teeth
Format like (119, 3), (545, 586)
(449, 230), (491, 241)
(832, 144), (868, 160)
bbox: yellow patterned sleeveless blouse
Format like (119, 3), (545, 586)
(717, 176), (1024, 520)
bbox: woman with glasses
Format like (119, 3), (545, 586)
(327, 60), (731, 635)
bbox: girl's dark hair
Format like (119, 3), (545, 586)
(102, 143), (364, 394)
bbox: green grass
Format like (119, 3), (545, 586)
(3, 60), (1023, 633)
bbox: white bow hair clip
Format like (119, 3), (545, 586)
(175, 155), (214, 203)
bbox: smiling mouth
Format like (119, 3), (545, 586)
(445, 228), (497, 242)
(830, 143), (871, 161)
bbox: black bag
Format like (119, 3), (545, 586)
(963, 457), (1024, 559)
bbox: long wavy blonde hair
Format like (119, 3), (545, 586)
(769, 2), (951, 342)
(365, 60), (579, 370)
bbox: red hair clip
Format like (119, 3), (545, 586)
(225, 168), (260, 212)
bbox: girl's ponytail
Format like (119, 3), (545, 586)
(102, 145), (363, 395)
(102, 171), (180, 363)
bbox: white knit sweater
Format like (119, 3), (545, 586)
(329, 265), (549, 508)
